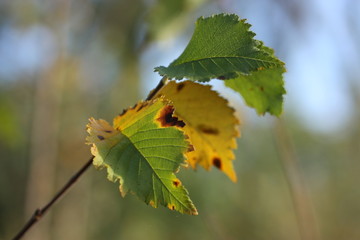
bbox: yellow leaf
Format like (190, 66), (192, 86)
(156, 81), (240, 182)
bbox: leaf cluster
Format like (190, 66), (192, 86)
(86, 14), (286, 214)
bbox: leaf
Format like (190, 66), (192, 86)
(225, 67), (285, 116)
(156, 81), (239, 182)
(154, 13), (286, 116)
(155, 13), (284, 82)
(86, 99), (198, 215)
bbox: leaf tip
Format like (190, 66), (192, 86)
(86, 118), (116, 144)
(191, 209), (199, 216)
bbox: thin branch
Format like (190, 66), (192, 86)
(13, 76), (167, 239)
(12, 156), (94, 240)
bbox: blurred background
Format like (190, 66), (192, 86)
(1, 0), (359, 239)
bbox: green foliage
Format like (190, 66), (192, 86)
(225, 67), (285, 116)
(155, 13), (285, 116)
(87, 99), (197, 215)
(87, 13), (286, 215)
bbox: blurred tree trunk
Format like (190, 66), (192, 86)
(25, 58), (64, 240)
(274, 119), (320, 240)
(110, 53), (141, 110)
(25, 1), (69, 239)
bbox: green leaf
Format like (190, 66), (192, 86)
(86, 99), (198, 215)
(155, 13), (284, 82)
(154, 13), (286, 115)
(225, 67), (285, 116)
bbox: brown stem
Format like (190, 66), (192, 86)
(12, 156), (94, 240)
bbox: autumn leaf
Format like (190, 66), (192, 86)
(86, 99), (197, 215)
(156, 81), (239, 182)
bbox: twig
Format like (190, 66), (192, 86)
(13, 76), (168, 240)
(12, 156), (94, 240)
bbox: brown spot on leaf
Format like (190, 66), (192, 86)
(136, 104), (144, 112)
(136, 102), (149, 112)
(157, 105), (185, 128)
(197, 124), (219, 135)
(97, 135), (105, 140)
(119, 109), (127, 117)
(172, 179), (181, 187)
(177, 83), (185, 91)
(167, 204), (175, 210)
(187, 144), (194, 152)
(259, 86), (264, 92)
(213, 157), (222, 169)
(105, 130), (112, 133)
(130, 102), (138, 110)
